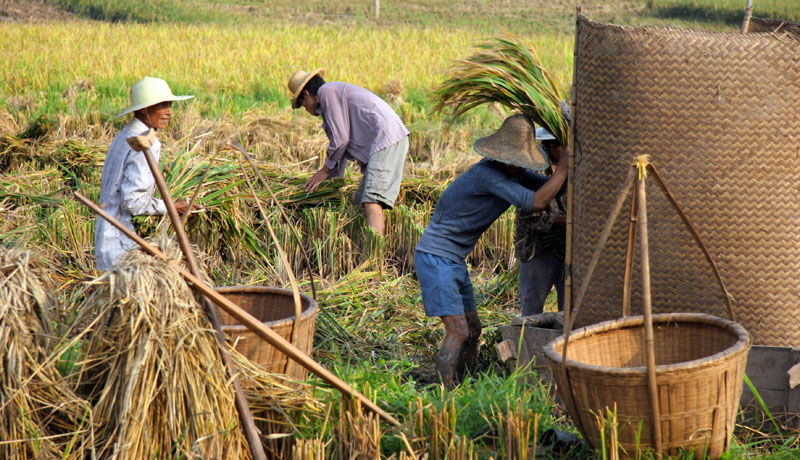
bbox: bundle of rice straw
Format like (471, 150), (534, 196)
(434, 34), (570, 146)
(72, 236), (251, 460)
(0, 247), (91, 460)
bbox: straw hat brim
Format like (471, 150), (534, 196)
(116, 95), (194, 118)
(291, 68), (325, 109)
(473, 114), (551, 171)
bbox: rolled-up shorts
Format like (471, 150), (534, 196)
(353, 136), (409, 209)
(415, 250), (476, 317)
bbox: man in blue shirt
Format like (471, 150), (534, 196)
(415, 114), (568, 387)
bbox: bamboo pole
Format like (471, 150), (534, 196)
(74, 191), (402, 428)
(129, 132), (267, 460)
(636, 163), (662, 457)
(622, 184), (638, 317)
(741, 0), (753, 33)
(562, 166), (636, 363)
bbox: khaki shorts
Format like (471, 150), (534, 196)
(353, 136), (408, 209)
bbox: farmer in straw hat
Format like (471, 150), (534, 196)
(95, 76), (197, 270)
(516, 126), (568, 316)
(288, 69), (409, 236)
(415, 114), (568, 388)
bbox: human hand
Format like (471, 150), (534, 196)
(303, 166), (331, 193)
(174, 199), (202, 215)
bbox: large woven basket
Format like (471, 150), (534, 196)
(545, 313), (750, 458)
(569, 15), (800, 346)
(215, 286), (317, 380)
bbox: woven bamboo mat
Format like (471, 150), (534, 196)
(749, 17), (800, 35)
(570, 15), (800, 346)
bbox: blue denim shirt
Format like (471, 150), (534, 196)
(415, 158), (548, 263)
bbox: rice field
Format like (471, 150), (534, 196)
(2, 0), (799, 458)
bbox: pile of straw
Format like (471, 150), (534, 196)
(72, 237), (251, 460)
(0, 247), (91, 460)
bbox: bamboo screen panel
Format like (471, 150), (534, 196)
(749, 17), (800, 35)
(570, 15), (800, 346)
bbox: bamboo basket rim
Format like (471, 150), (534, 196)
(214, 285), (318, 331)
(577, 13), (797, 39)
(544, 312), (750, 376)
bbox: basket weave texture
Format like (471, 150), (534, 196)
(215, 286), (317, 380)
(545, 313), (750, 458)
(749, 17), (800, 35)
(570, 15), (800, 346)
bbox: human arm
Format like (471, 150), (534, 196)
(531, 146), (569, 212)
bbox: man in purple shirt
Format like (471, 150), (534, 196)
(288, 69), (410, 236)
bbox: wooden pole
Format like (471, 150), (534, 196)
(74, 191), (402, 428)
(636, 166), (662, 456)
(740, 0), (753, 33)
(622, 184), (638, 317)
(132, 137), (267, 460)
(374, 0), (379, 19)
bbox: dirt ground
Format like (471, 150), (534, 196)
(0, 0), (75, 22)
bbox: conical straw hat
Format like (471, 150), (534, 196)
(473, 114), (551, 171)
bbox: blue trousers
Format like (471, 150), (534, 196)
(519, 248), (565, 316)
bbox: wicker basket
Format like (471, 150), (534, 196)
(544, 313), (750, 458)
(215, 286), (317, 380)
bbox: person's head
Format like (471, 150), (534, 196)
(115, 77), (193, 130)
(534, 127), (563, 164)
(287, 69), (325, 115)
(473, 114), (551, 172)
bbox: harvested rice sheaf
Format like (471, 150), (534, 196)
(0, 247), (91, 460)
(75, 237), (251, 460)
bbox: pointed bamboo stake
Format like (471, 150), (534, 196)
(74, 191), (402, 428)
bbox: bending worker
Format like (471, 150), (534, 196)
(95, 76), (196, 270)
(414, 114), (569, 388)
(516, 127), (567, 315)
(288, 69), (409, 236)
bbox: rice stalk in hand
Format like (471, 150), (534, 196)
(0, 247), (92, 460)
(434, 34), (569, 145)
(71, 236), (251, 460)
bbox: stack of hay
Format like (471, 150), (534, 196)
(0, 247), (91, 460)
(73, 237), (251, 460)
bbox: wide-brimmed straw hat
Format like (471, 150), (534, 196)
(115, 77), (193, 118)
(473, 114), (551, 171)
(287, 68), (325, 109)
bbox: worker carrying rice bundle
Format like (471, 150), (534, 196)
(95, 77), (198, 270)
(415, 115), (568, 387)
(288, 69), (409, 236)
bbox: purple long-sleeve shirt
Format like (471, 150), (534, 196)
(316, 82), (409, 177)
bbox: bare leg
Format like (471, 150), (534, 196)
(436, 315), (469, 388)
(363, 202), (385, 236)
(460, 311), (482, 376)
